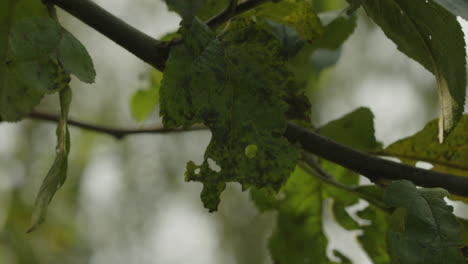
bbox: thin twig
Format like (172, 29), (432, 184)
(29, 111), (207, 139)
(27, 111), (468, 197)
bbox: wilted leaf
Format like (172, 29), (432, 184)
(28, 87), (72, 232)
(28, 152), (68, 232)
(349, 0), (466, 142)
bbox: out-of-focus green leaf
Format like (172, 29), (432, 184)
(384, 180), (465, 264)
(1, 14), (94, 121)
(348, 0), (466, 142)
(0, 2), (49, 121)
(320, 107), (381, 152)
(317, 107), (381, 230)
(357, 206), (391, 264)
(249, 0), (323, 43)
(130, 70), (162, 122)
(314, 11), (357, 50)
(268, 167), (339, 264)
(57, 29), (96, 83)
(164, 0), (228, 20)
(384, 115), (467, 175)
(9, 17), (62, 60)
(355, 185), (389, 210)
(287, 11), (356, 81)
(160, 18), (300, 211)
(432, 0), (468, 21)
(252, 107), (383, 261)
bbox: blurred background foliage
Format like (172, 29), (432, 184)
(0, 0), (466, 263)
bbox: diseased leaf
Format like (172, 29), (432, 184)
(348, 0), (467, 142)
(384, 180), (465, 264)
(130, 70), (162, 122)
(384, 116), (468, 176)
(160, 18), (300, 211)
(432, 0), (468, 21)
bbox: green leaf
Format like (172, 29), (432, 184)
(384, 115), (468, 176)
(349, 0), (466, 142)
(316, 107), (381, 231)
(0, 14), (94, 121)
(287, 11), (357, 81)
(130, 70), (162, 122)
(9, 17), (62, 60)
(164, 0), (229, 20)
(319, 107), (381, 152)
(432, 0), (468, 21)
(383, 180), (465, 264)
(357, 206), (391, 264)
(249, 0), (323, 43)
(160, 18), (300, 211)
(57, 29), (96, 83)
(0, 1), (48, 121)
(268, 167), (335, 264)
(314, 11), (358, 50)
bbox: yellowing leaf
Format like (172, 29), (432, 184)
(384, 115), (468, 175)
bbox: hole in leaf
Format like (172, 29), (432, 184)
(207, 158), (221, 172)
(194, 168), (200, 174)
(245, 144), (258, 159)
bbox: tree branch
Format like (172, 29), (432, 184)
(46, 0), (171, 71)
(46, 0), (277, 71)
(29, 111), (468, 197)
(29, 111), (206, 139)
(285, 122), (468, 197)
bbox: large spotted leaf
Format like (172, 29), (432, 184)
(160, 18), (300, 211)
